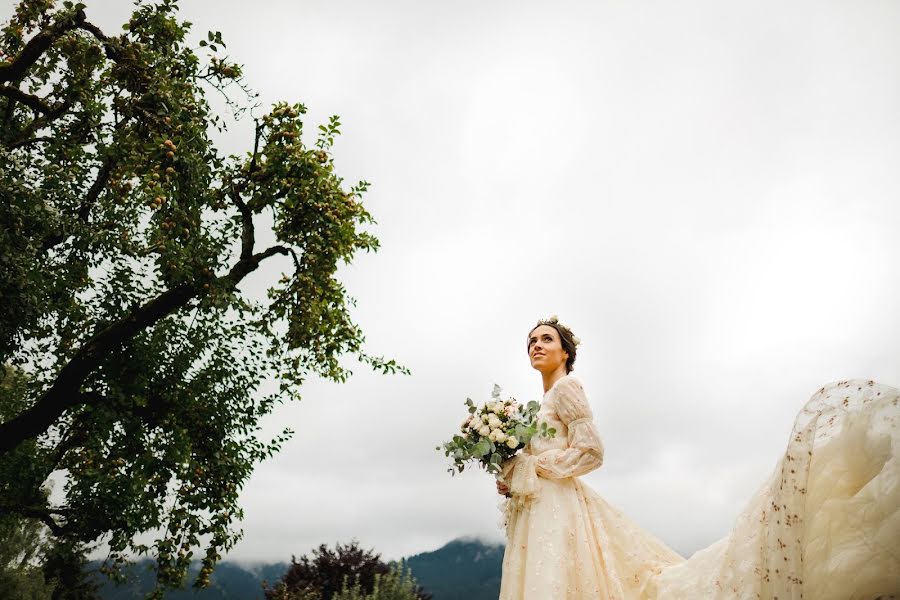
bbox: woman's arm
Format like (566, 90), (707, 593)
(535, 377), (604, 479)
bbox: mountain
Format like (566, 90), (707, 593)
(402, 537), (504, 600)
(91, 560), (288, 599)
(92, 538), (504, 600)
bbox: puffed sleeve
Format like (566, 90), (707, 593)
(535, 376), (604, 479)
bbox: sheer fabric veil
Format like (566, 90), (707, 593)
(652, 379), (900, 598)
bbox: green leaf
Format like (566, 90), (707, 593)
(474, 440), (491, 457)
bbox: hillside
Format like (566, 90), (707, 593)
(93, 538), (504, 599)
(403, 537), (503, 600)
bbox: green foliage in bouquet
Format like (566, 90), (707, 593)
(437, 384), (556, 475)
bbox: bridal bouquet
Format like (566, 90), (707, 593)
(437, 384), (556, 475)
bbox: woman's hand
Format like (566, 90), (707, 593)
(497, 456), (518, 496)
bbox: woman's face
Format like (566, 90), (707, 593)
(527, 325), (569, 374)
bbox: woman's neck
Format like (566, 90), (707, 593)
(541, 366), (568, 394)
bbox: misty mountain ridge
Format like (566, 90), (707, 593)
(93, 537), (505, 599)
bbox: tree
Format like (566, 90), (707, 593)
(263, 541), (431, 600)
(0, 0), (405, 594)
(41, 540), (99, 600)
(0, 365), (55, 600)
(0, 513), (55, 600)
(332, 562), (423, 600)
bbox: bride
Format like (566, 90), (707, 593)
(496, 316), (900, 599)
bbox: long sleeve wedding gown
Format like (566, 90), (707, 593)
(498, 374), (900, 599)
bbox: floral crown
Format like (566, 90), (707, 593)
(534, 314), (581, 347)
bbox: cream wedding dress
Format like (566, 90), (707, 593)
(498, 375), (900, 599)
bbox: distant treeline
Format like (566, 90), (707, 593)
(91, 538), (504, 600)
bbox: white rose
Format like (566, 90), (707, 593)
(479, 425), (491, 437)
(488, 415), (502, 428)
(506, 436), (519, 449)
(481, 414), (490, 423)
(493, 430), (507, 443)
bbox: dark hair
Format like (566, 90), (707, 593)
(527, 320), (578, 373)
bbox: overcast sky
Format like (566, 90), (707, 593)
(6, 0), (900, 564)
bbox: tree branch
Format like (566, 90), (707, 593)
(78, 20), (109, 46)
(0, 284), (196, 454)
(41, 155), (115, 252)
(0, 14), (119, 145)
(79, 20), (126, 66)
(249, 119), (262, 174)
(0, 503), (69, 536)
(255, 244), (291, 263)
(7, 135), (54, 151)
(9, 89), (77, 148)
(224, 244), (291, 287)
(0, 11), (88, 83)
(78, 157), (114, 221)
(228, 185), (255, 262)
(0, 241), (294, 455)
(0, 85), (53, 114)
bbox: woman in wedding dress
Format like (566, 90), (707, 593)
(496, 316), (900, 599)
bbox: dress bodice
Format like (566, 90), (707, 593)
(505, 374), (605, 482)
(528, 383), (577, 456)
